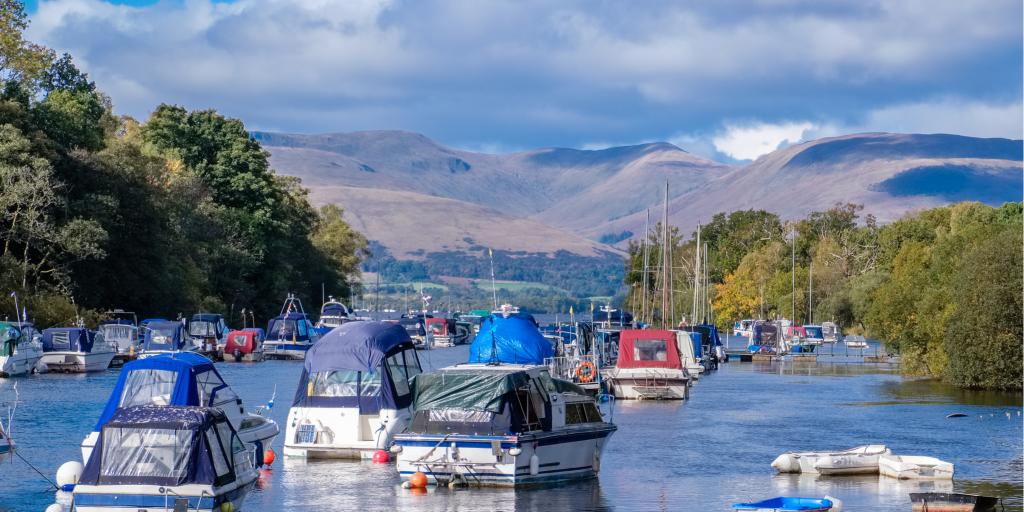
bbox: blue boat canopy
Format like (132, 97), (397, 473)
(41, 327), (96, 353)
(142, 320), (187, 351)
(320, 302), (349, 317)
(303, 321), (411, 374)
(266, 312), (315, 342)
(93, 352), (234, 431)
(81, 406), (239, 488)
(469, 315), (554, 365)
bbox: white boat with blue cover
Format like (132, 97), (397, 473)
(733, 496), (841, 511)
(39, 327), (115, 373)
(285, 321), (422, 459)
(0, 321), (42, 377)
(137, 320), (193, 359)
(264, 296), (320, 360)
(393, 313), (615, 487)
(72, 406), (257, 512)
(81, 352), (279, 467)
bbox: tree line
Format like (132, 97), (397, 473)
(623, 201), (1022, 390)
(0, 2), (367, 326)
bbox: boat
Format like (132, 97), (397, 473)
(81, 352), (279, 466)
(821, 322), (841, 343)
(909, 493), (1001, 511)
(39, 327), (115, 373)
(0, 321), (42, 377)
(188, 313), (229, 360)
(844, 335), (869, 349)
(425, 317), (471, 347)
(393, 364), (616, 487)
(99, 310), (139, 366)
(606, 329), (689, 400)
(316, 297), (351, 334)
(734, 319), (755, 338)
(748, 321), (782, 355)
(396, 313), (430, 349)
(801, 325), (824, 346)
(693, 323), (726, 366)
(72, 406), (258, 512)
(772, 444), (890, 474)
(676, 330), (706, 376)
(284, 321), (422, 459)
(733, 496), (841, 511)
(264, 295), (320, 360)
(221, 329), (265, 362)
(137, 320), (191, 359)
(879, 454), (954, 480)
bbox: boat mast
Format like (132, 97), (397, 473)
(703, 241), (709, 324)
(791, 225), (796, 326)
(808, 259), (813, 325)
(691, 223), (700, 326)
(661, 181), (670, 330)
(642, 209), (651, 325)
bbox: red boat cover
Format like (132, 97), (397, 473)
(616, 329), (682, 369)
(425, 317), (448, 335)
(224, 329), (256, 353)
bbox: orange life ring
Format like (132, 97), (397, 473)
(575, 361), (597, 383)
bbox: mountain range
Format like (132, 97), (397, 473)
(253, 130), (1022, 290)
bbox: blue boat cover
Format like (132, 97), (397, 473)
(303, 321), (411, 374)
(733, 496), (833, 510)
(93, 352), (223, 431)
(320, 302), (349, 317)
(40, 327), (95, 353)
(266, 312), (315, 341)
(80, 406), (230, 487)
(190, 313), (223, 323)
(689, 331), (703, 359)
(694, 323), (723, 347)
(469, 315), (554, 365)
(141, 320), (187, 351)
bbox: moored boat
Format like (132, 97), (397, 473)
(425, 317), (470, 347)
(0, 321), (42, 377)
(734, 319), (755, 339)
(221, 329), (265, 362)
(821, 322), (841, 343)
(284, 321), (421, 459)
(607, 329), (689, 400)
(72, 406), (258, 512)
(801, 325), (824, 346)
(909, 493), (1000, 512)
(188, 313), (228, 360)
(137, 320), (192, 359)
(844, 335), (869, 349)
(264, 295), (320, 360)
(315, 298), (351, 334)
(39, 327), (115, 373)
(99, 310), (139, 366)
(733, 496), (841, 511)
(772, 444), (890, 474)
(879, 453), (954, 480)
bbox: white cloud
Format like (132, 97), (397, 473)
(712, 122), (815, 161)
(861, 99), (1023, 140)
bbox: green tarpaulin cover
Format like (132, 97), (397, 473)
(413, 370), (530, 413)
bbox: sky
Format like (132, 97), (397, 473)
(23, 0), (1024, 162)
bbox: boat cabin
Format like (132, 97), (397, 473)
(189, 313), (228, 348)
(140, 320), (188, 354)
(802, 325), (824, 340)
(616, 329), (682, 370)
(425, 317), (454, 337)
(41, 327), (100, 354)
(318, 300), (350, 330)
(266, 312), (317, 343)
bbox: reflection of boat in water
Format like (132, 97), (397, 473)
(285, 321), (422, 459)
(607, 329), (689, 400)
(773, 444), (890, 474)
(73, 406), (258, 512)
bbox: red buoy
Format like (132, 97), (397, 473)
(372, 449), (390, 464)
(263, 448), (276, 467)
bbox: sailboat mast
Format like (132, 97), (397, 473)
(661, 182), (670, 329)
(642, 209), (651, 325)
(808, 259), (813, 325)
(691, 224), (701, 325)
(791, 225), (796, 325)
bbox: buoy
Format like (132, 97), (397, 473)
(45, 504), (64, 512)
(409, 471), (428, 489)
(529, 454), (539, 476)
(56, 461), (83, 488)
(221, 501), (234, 512)
(372, 449), (390, 464)
(409, 486), (427, 496)
(263, 448), (275, 467)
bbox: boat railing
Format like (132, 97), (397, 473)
(544, 354), (601, 384)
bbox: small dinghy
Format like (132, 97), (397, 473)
(910, 492), (1000, 512)
(772, 444), (889, 474)
(733, 496), (841, 511)
(879, 453), (954, 480)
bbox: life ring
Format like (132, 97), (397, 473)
(575, 361), (597, 382)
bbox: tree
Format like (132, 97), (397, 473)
(0, 0), (53, 84)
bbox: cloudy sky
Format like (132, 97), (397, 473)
(23, 0), (1024, 161)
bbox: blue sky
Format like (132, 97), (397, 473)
(23, 0), (1024, 161)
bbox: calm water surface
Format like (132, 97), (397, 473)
(0, 341), (1020, 511)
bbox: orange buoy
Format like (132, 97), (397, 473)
(372, 450), (390, 463)
(409, 486), (427, 496)
(263, 448), (276, 467)
(409, 471), (428, 489)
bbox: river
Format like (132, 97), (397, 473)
(0, 341), (1020, 511)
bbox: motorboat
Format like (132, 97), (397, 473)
(879, 454), (954, 480)
(748, 321), (782, 354)
(801, 325), (824, 346)
(676, 330), (705, 376)
(733, 496), (841, 511)
(72, 406), (258, 512)
(82, 352), (279, 466)
(542, 322), (609, 394)
(393, 364), (616, 487)
(821, 322), (841, 343)
(733, 319), (755, 339)
(137, 320), (192, 359)
(910, 493), (1000, 511)
(221, 329), (265, 362)
(772, 444), (890, 474)
(426, 317), (471, 347)
(844, 335), (869, 349)
(395, 313), (430, 349)
(39, 327), (115, 373)
(607, 329), (689, 400)
(0, 321), (42, 377)
(264, 295), (320, 360)
(693, 323), (726, 366)
(316, 298), (351, 333)
(284, 321), (422, 459)
(99, 310), (139, 366)
(188, 313), (229, 360)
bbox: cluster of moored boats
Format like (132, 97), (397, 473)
(734, 319), (869, 355)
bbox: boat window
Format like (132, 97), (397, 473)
(297, 320), (308, 337)
(270, 319), (298, 340)
(188, 321), (217, 337)
(634, 339), (669, 361)
(565, 403), (584, 424)
(120, 369), (178, 407)
(581, 402), (603, 422)
(100, 427), (192, 481)
(387, 358), (411, 397)
(536, 371), (558, 394)
(310, 370), (381, 398)
(361, 370), (382, 397)
(196, 370), (236, 408)
(385, 348), (422, 391)
(206, 428), (231, 478)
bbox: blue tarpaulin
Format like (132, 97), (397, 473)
(469, 315), (554, 365)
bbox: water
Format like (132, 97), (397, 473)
(0, 344), (1020, 511)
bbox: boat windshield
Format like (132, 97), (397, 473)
(309, 370), (381, 398)
(385, 348), (422, 397)
(633, 339), (669, 361)
(100, 427), (193, 481)
(319, 316), (345, 328)
(189, 321), (218, 337)
(269, 319), (307, 340)
(147, 325), (179, 350)
(101, 325), (135, 343)
(120, 369), (178, 407)
(804, 326), (823, 338)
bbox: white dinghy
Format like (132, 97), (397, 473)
(879, 454), (954, 480)
(772, 445), (890, 474)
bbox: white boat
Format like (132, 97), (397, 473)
(264, 295), (320, 360)
(845, 335), (869, 349)
(316, 297), (351, 330)
(72, 406), (258, 512)
(676, 330), (706, 376)
(136, 320), (193, 359)
(802, 325), (825, 346)
(285, 321), (422, 459)
(821, 322), (841, 343)
(39, 327), (115, 373)
(0, 321), (42, 377)
(733, 319), (755, 338)
(879, 454), (954, 480)
(772, 444), (890, 474)
(607, 329), (689, 400)
(81, 352), (279, 467)
(187, 313), (229, 357)
(394, 363), (616, 486)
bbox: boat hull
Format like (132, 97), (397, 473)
(910, 493), (1000, 512)
(608, 367), (689, 400)
(221, 349), (265, 362)
(0, 347), (42, 377)
(72, 479), (254, 512)
(39, 350), (114, 373)
(283, 407), (408, 459)
(395, 426), (616, 487)
(263, 342), (311, 360)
